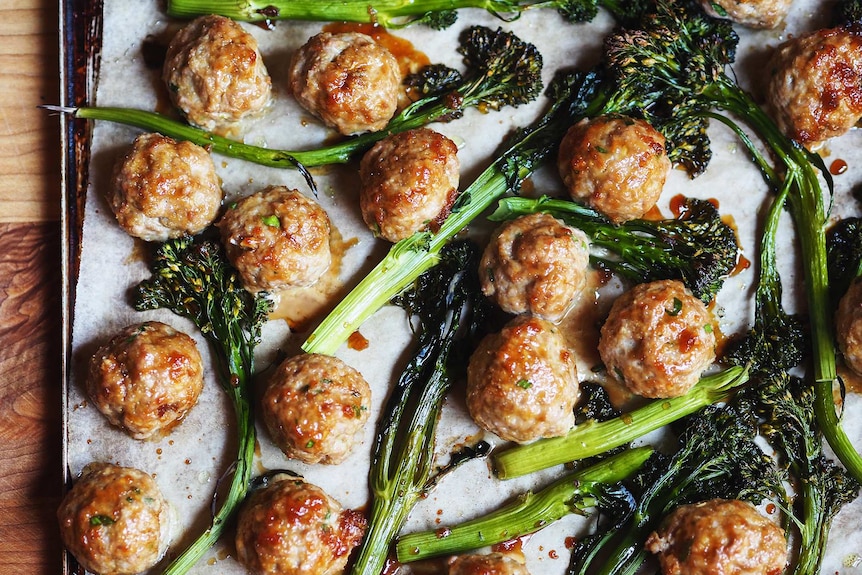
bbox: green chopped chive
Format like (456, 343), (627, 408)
(90, 515), (116, 526)
(262, 215), (281, 228)
(666, 297), (683, 316)
(516, 379), (532, 389)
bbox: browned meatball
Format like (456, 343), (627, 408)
(359, 127), (460, 242)
(262, 353), (371, 465)
(466, 315), (579, 443)
(58, 462), (171, 575)
(87, 321), (204, 440)
(767, 26), (862, 149)
(645, 499), (787, 575)
(699, 0), (791, 29)
(108, 133), (223, 242)
(557, 115), (670, 224)
(218, 185), (332, 293)
(163, 15), (272, 132)
(449, 552), (531, 575)
(289, 31), (401, 135)
(836, 278), (862, 375)
(235, 475), (366, 575)
(598, 280), (715, 399)
(480, 212), (590, 322)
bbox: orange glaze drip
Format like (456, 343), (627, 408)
(731, 253), (751, 277)
(565, 536), (578, 549)
(348, 331), (370, 351)
(830, 158), (848, 176)
(642, 203), (665, 221)
(492, 536), (525, 554)
(322, 22), (431, 105)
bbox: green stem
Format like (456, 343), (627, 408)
(395, 447), (652, 562)
(166, 0), (561, 27)
(493, 366), (749, 479)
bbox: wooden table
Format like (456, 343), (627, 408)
(0, 0), (65, 572)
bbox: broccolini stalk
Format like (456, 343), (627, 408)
(395, 446), (652, 562)
(134, 236), (272, 574)
(493, 365), (749, 479)
(568, 403), (787, 575)
(744, 375), (860, 575)
(52, 26), (542, 171)
(349, 240), (487, 575)
(489, 195), (738, 303)
(165, 0), (650, 29)
(302, 69), (605, 355)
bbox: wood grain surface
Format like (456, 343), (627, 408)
(0, 0), (65, 571)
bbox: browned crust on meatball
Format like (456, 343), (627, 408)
(466, 315), (579, 443)
(235, 475), (366, 575)
(836, 278), (862, 376)
(767, 25), (862, 148)
(557, 115), (670, 224)
(218, 185), (332, 293)
(289, 31), (401, 135)
(645, 499), (788, 575)
(449, 552), (531, 575)
(108, 133), (223, 242)
(598, 280), (716, 399)
(699, 0), (792, 29)
(58, 462), (171, 575)
(480, 212), (590, 321)
(262, 353), (371, 465)
(86, 321), (204, 440)
(163, 14), (272, 132)
(359, 127), (460, 242)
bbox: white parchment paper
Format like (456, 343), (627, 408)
(67, 2), (862, 573)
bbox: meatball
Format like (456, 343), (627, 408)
(598, 280), (715, 399)
(466, 315), (579, 443)
(235, 475), (366, 575)
(359, 128), (460, 242)
(163, 14), (272, 132)
(218, 186), (332, 293)
(262, 353), (372, 465)
(766, 26), (862, 149)
(557, 115), (670, 224)
(449, 552), (531, 575)
(699, 0), (791, 29)
(836, 278), (862, 375)
(480, 212), (590, 322)
(108, 133), (223, 242)
(289, 31), (401, 135)
(86, 321), (204, 440)
(645, 499), (787, 575)
(58, 462), (171, 575)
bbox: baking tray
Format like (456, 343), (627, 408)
(59, 1), (862, 574)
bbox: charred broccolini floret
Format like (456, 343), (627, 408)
(134, 236), (272, 575)
(489, 194), (738, 303)
(165, 0), (650, 29)
(57, 26), (542, 171)
(568, 403), (787, 575)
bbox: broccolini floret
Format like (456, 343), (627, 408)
(134, 235), (272, 575)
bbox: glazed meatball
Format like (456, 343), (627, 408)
(108, 133), (223, 242)
(218, 186), (332, 293)
(557, 115), (670, 224)
(598, 280), (716, 399)
(163, 14), (272, 132)
(480, 212), (590, 322)
(87, 321), (204, 440)
(58, 462), (171, 575)
(262, 353), (372, 465)
(699, 0), (791, 29)
(449, 552), (531, 575)
(767, 26), (862, 149)
(359, 128), (460, 242)
(235, 475), (366, 575)
(466, 315), (579, 443)
(645, 499), (787, 575)
(836, 278), (862, 375)
(289, 31), (401, 135)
